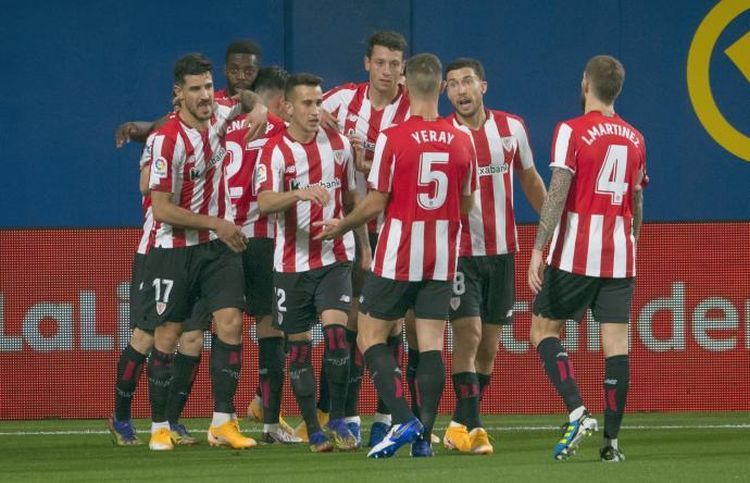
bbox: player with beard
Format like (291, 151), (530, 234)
(141, 53), (266, 451)
(441, 58), (546, 454)
(528, 55), (646, 462)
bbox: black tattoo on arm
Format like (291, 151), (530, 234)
(533, 168), (573, 251)
(632, 188), (644, 242)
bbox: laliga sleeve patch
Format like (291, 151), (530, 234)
(153, 157), (169, 178)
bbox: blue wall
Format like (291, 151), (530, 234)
(1, 0), (747, 228)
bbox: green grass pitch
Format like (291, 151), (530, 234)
(1, 413), (748, 482)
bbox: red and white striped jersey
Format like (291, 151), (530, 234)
(449, 109), (535, 257)
(135, 133), (159, 255)
(148, 100), (242, 248)
(225, 113), (286, 238)
(322, 82), (410, 233)
(255, 127), (357, 273)
(368, 116), (477, 281)
(547, 111), (647, 278)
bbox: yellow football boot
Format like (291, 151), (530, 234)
(469, 427), (493, 455)
(293, 409), (330, 443)
(208, 419), (257, 449)
(443, 422), (471, 452)
(148, 427), (175, 451)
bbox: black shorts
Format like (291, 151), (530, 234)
(242, 237), (274, 316)
(449, 254), (514, 325)
(139, 240), (245, 330)
(129, 252), (147, 329)
(359, 272), (452, 321)
(532, 266), (634, 323)
(352, 231), (380, 297)
(273, 262), (353, 335)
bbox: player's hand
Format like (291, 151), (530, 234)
(214, 219), (247, 253)
(527, 249), (545, 295)
(320, 109), (339, 131)
(312, 218), (342, 241)
(347, 133), (371, 173)
(243, 103), (269, 143)
(115, 122), (143, 148)
(297, 185), (330, 206)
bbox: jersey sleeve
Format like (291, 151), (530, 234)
(509, 116), (535, 170)
(255, 141), (284, 194)
(637, 134), (648, 189)
(367, 132), (395, 193)
(213, 99), (243, 135)
(549, 121), (576, 173)
(148, 133), (179, 193)
(322, 84), (356, 128)
(139, 133), (156, 169)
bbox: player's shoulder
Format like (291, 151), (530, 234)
(152, 116), (181, 142)
(323, 82), (361, 99)
(488, 109), (527, 128)
(613, 114), (645, 143)
(320, 125), (351, 148)
(261, 129), (287, 153)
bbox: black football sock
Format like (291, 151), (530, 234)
(537, 337), (584, 412)
(166, 351), (200, 423)
(407, 347), (421, 415)
(114, 344), (147, 421)
(452, 372), (481, 429)
(147, 349), (174, 423)
(604, 355), (630, 439)
(317, 361), (330, 413)
(288, 340), (320, 434)
(210, 335), (242, 414)
(344, 329), (363, 418)
(477, 372), (491, 402)
(376, 334), (403, 415)
(415, 350), (446, 439)
(258, 337), (285, 425)
(323, 325), (350, 421)
(363, 343), (413, 424)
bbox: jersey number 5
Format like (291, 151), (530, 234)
(596, 144), (629, 205)
(417, 152), (449, 210)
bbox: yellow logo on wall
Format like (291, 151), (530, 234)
(687, 0), (750, 162)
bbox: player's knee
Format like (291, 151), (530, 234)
(129, 328), (154, 354)
(178, 330), (204, 356)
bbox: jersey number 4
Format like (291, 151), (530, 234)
(596, 144), (629, 205)
(417, 152), (449, 210)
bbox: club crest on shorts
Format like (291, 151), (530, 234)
(450, 296), (461, 311)
(156, 302), (167, 315)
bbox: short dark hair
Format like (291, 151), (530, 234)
(284, 73), (322, 100)
(225, 39), (262, 62)
(445, 57), (485, 81)
(584, 55), (625, 104)
(405, 53), (442, 96)
(173, 53), (213, 85)
(254, 66), (289, 93)
(367, 30), (408, 58)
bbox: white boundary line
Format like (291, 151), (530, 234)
(1, 423), (749, 436)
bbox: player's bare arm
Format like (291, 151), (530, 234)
(632, 185), (644, 243)
(150, 190), (247, 252)
(314, 190), (388, 241)
(460, 194), (474, 215)
(517, 165), (547, 214)
(528, 167), (573, 294)
(343, 191), (372, 269)
(257, 186), (330, 216)
(115, 115), (172, 148)
(236, 89), (269, 142)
